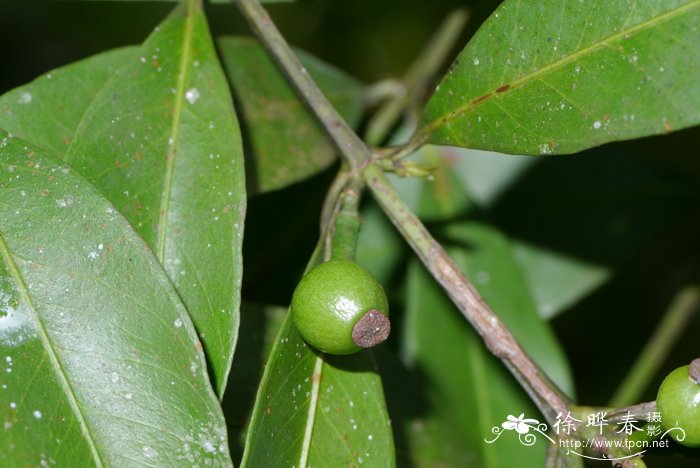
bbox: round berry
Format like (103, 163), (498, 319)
(656, 359), (700, 447)
(291, 259), (390, 355)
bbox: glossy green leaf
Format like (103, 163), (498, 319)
(0, 132), (231, 466)
(241, 311), (394, 467)
(422, 0), (700, 155)
(223, 302), (286, 463)
(0, 47), (136, 157)
(218, 36), (365, 194)
(62, 3), (246, 397)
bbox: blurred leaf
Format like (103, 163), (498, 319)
(223, 302), (286, 464)
(488, 147), (700, 317)
(422, 0), (700, 155)
(511, 242), (609, 320)
(218, 36), (365, 194)
(241, 314), (394, 467)
(546, 443), (584, 468)
(393, 141), (699, 319)
(403, 256), (545, 467)
(0, 132), (231, 466)
(414, 160), (574, 392)
(392, 155), (574, 466)
(433, 146), (608, 320)
(442, 222), (575, 396)
(356, 202), (405, 285)
(424, 147), (608, 319)
(61, 3), (246, 397)
(446, 147), (535, 209)
(383, 359), (479, 467)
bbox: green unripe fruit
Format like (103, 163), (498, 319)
(656, 359), (700, 447)
(291, 259), (390, 355)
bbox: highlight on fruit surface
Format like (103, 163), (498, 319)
(656, 358), (700, 447)
(291, 259), (390, 355)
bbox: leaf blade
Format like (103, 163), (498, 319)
(241, 307), (394, 467)
(218, 36), (365, 194)
(422, 0), (700, 154)
(0, 47), (136, 157)
(0, 132), (232, 466)
(63, 3), (246, 396)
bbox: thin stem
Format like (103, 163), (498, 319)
(320, 168), (351, 234)
(609, 284), (700, 407)
(233, 0), (368, 171)
(365, 8), (469, 146)
(363, 163), (568, 423)
(606, 401), (657, 424)
(329, 178), (364, 262)
(234, 0), (570, 425)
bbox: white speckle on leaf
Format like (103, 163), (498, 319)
(19, 92), (32, 105)
(539, 143), (554, 155)
(174, 318), (183, 328)
(185, 88), (200, 104)
(473, 57), (480, 65)
(56, 196), (74, 208)
(87, 251), (99, 260)
(592, 120), (602, 129)
(202, 440), (216, 453)
(110, 372), (119, 383)
(142, 446), (158, 458)
(33, 410), (42, 419)
(476, 271), (490, 284)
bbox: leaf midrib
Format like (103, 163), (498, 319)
(423, 0), (700, 135)
(299, 355), (324, 467)
(157, 1), (197, 262)
(0, 232), (104, 467)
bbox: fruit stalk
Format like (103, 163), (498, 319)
(328, 181), (362, 262)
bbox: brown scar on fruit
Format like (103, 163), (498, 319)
(351, 310), (391, 348)
(690, 358), (700, 383)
